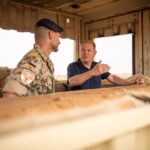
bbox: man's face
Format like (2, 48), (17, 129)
(51, 32), (61, 52)
(80, 42), (96, 63)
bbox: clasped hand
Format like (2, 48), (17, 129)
(134, 77), (144, 84)
(92, 63), (110, 76)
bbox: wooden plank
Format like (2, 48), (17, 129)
(143, 10), (150, 76)
(104, 28), (113, 36)
(0, 1), (9, 29)
(120, 24), (128, 34)
(65, 17), (75, 39)
(89, 30), (99, 39)
(86, 13), (136, 37)
(16, 5), (25, 31)
(135, 11), (143, 74)
(9, 3), (18, 29)
(74, 18), (81, 59)
(0, 1), (2, 26)
(0, 84), (150, 149)
(24, 7), (31, 31)
(83, 0), (150, 22)
(0, 104), (150, 150)
(0, 85), (150, 124)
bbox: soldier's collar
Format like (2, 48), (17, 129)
(34, 44), (48, 62)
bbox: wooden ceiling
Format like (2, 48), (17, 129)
(8, 0), (150, 21)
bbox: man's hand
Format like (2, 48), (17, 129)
(135, 77), (144, 84)
(91, 63), (110, 76)
(2, 92), (19, 98)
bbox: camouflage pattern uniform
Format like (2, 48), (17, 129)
(3, 44), (55, 96)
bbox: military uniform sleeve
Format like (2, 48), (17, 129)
(2, 80), (28, 96)
(18, 50), (43, 75)
(3, 50), (43, 96)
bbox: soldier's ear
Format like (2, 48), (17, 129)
(48, 30), (54, 40)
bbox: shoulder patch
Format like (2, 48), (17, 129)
(20, 69), (35, 85)
(27, 50), (39, 58)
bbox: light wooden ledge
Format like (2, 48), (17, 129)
(0, 85), (150, 150)
(0, 105), (150, 150)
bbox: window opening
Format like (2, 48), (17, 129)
(94, 34), (133, 77)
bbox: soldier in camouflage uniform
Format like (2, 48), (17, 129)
(2, 18), (63, 98)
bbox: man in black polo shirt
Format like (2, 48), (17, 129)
(67, 40), (143, 91)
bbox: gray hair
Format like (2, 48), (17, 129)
(81, 40), (96, 49)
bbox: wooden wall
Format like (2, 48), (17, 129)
(0, 1), (150, 75)
(143, 10), (150, 75)
(0, 1), (81, 41)
(0, 1), (82, 59)
(85, 8), (150, 76)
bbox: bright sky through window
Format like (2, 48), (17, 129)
(0, 28), (74, 77)
(94, 34), (133, 76)
(0, 28), (131, 77)
(0, 28), (34, 68)
(51, 39), (74, 76)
